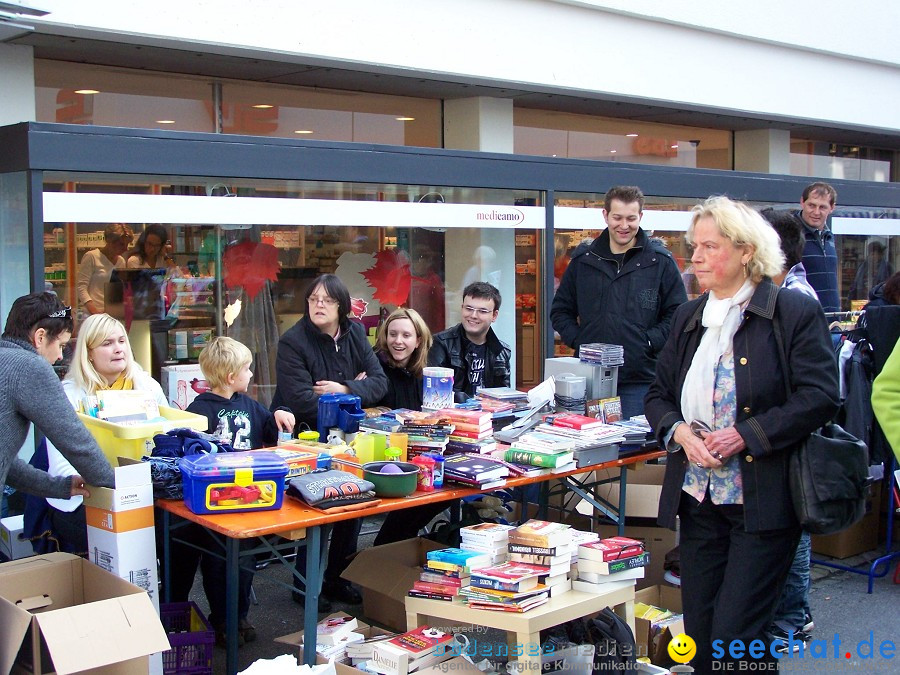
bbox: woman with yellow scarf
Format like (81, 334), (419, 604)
(44, 313), (168, 553)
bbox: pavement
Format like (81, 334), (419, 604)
(189, 516), (900, 674)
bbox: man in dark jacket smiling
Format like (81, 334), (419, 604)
(429, 281), (511, 401)
(551, 186), (686, 418)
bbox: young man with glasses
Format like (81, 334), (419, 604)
(429, 281), (511, 400)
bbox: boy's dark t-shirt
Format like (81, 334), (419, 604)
(466, 342), (487, 392)
(187, 391), (281, 450)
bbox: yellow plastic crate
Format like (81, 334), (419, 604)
(79, 408), (209, 463)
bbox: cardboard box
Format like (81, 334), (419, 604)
(160, 363), (208, 410)
(0, 515), (34, 561)
(812, 482), (881, 559)
(276, 612), (394, 675)
(341, 538), (446, 631)
(577, 463), (665, 520)
(84, 460), (160, 611)
(0, 552), (170, 674)
(634, 585), (683, 667)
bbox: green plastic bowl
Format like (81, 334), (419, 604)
(362, 461), (420, 497)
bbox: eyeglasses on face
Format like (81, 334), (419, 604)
(308, 295), (338, 307)
(462, 304), (493, 316)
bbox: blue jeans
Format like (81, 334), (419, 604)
(617, 382), (650, 420)
(772, 530), (811, 631)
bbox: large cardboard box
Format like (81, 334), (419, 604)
(0, 552), (170, 674)
(577, 463), (665, 520)
(84, 460), (160, 610)
(634, 585), (683, 666)
(812, 482), (881, 559)
(160, 363), (207, 410)
(1, 515), (34, 561)
(341, 538), (446, 631)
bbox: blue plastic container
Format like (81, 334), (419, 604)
(179, 451), (288, 515)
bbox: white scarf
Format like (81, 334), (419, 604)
(681, 279), (756, 428)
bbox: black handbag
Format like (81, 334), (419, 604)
(772, 290), (870, 535)
(787, 422), (869, 534)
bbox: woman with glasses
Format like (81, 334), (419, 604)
(32, 313), (168, 554)
(270, 273), (387, 611)
(0, 292), (114, 503)
(645, 197), (839, 672)
(127, 224), (175, 269)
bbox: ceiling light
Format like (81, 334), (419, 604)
(294, 130), (314, 134)
(156, 120), (175, 124)
(671, 144), (679, 149)
(74, 89), (100, 95)
(610, 150), (617, 153)
(252, 104), (273, 109)
(395, 117), (415, 121)
(626, 133), (639, 137)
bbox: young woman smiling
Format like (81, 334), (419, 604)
(373, 307), (433, 410)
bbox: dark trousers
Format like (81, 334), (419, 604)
(156, 515), (254, 627)
(48, 505), (89, 555)
(373, 502), (450, 546)
(293, 518), (361, 591)
(678, 491), (800, 674)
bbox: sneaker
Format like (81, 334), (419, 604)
(239, 618), (257, 643)
(802, 613), (815, 633)
(769, 626), (811, 654)
(663, 569), (681, 587)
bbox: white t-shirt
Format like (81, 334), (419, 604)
(76, 249), (125, 312)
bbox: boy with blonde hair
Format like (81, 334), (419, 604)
(190, 337), (294, 449)
(185, 337), (295, 646)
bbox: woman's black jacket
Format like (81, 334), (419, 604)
(645, 279), (840, 533)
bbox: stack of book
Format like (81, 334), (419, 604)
(301, 615), (366, 662)
(408, 548), (492, 601)
(573, 536), (648, 592)
(442, 453), (509, 489)
(459, 561), (550, 612)
(586, 396), (623, 424)
(345, 632), (401, 667)
(459, 522), (514, 565)
(509, 519), (575, 594)
(371, 625), (456, 675)
(611, 416), (654, 444)
(577, 342), (625, 367)
(388, 409), (455, 457)
(503, 432), (576, 471)
(440, 407), (498, 455)
(476, 387), (531, 412)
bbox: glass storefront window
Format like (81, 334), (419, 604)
(41, 175), (543, 403)
(515, 109), (732, 170)
(790, 138), (894, 183)
(221, 82), (441, 146)
(1, 172), (33, 327)
(34, 61), (215, 132)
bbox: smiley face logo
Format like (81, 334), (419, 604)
(667, 633), (696, 664)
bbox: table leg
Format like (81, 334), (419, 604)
(161, 510), (171, 603)
(225, 536), (240, 675)
(617, 467), (628, 536)
(519, 631), (542, 672)
(302, 525), (322, 666)
(613, 598), (635, 634)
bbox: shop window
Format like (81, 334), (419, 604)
(790, 139), (894, 183)
(515, 109), (732, 170)
(221, 82), (441, 146)
(42, 177), (541, 404)
(34, 61), (215, 133)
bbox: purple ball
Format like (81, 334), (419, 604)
(380, 463), (403, 474)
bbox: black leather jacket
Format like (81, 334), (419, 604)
(428, 324), (511, 401)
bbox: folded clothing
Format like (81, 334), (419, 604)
(287, 469), (378, 510)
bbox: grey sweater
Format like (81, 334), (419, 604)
(0, 338), (115, 498)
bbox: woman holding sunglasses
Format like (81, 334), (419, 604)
(645, 197), (839, 673)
